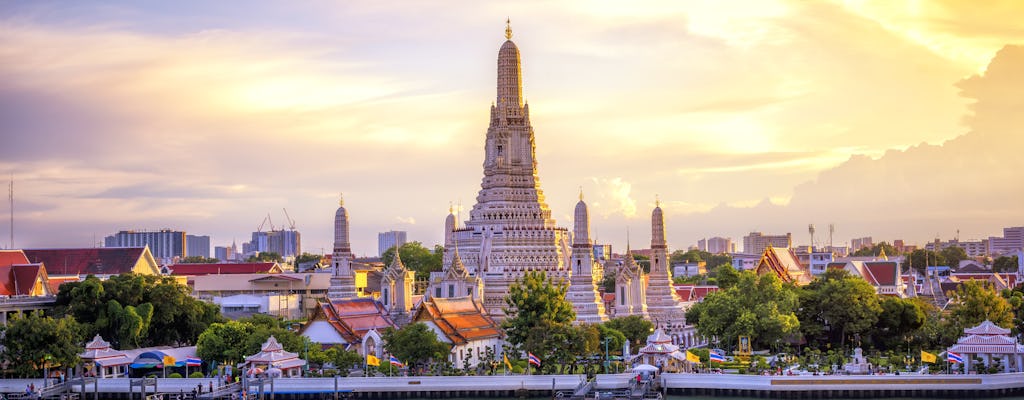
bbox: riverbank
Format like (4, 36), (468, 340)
(2, 372), (1023, 399)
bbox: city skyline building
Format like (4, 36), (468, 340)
(698, 236), (734, 254)
(377, 230), (408, 257)
(104, 229), (185, 261)
(186, 234), (210, 258)
(989, 226), (1024, 256)
(743, 231), (792, 256)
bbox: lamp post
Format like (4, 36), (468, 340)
(43, 354), (52, 387)
(603, 337), (611, 374)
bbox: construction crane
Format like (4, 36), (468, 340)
(257, 215), (268, 232)
(283, 208), (297, 231)
(266, 212), (276, 231)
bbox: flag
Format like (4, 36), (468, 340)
(528, 352), (541, 367)
(367, 354), (380, 367)
(685, 351), (700, 363)
(709, 351), (726, 363)
(162, 355), (176, 368)
(921, 351), (936, 364)
(503, 353), (512, 370)
(389, 355), (403, 368)
(947, 351), (963, 364)
(186, 357), (202, 367)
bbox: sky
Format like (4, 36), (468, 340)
(1, 1), (1023, 256)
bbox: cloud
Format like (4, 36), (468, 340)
(394, 216), (416, 225)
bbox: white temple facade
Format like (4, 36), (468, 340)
(328, 196), (358, 300)
(446, 21), (574, 317)
(566, 192), (608, 323)
(615, 246), (648, 318)
(380, 248), (415, 326)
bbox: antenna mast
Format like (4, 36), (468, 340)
(8, 174), (12, 250)
(828, 223), (835, 251)
(808, 224), (816, 252)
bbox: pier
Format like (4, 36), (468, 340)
(2, 373), (1024, 399)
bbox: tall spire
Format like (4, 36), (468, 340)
(651, 199), (666, 248)
(505, 18), (512, 40)
(573, 191), (591, 246)
(496, 21), (523, 108)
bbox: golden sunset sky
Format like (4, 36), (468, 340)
(2, 1), (1022, 255)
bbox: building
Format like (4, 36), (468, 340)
(214, 246), (229, 262)
(593, 244), (612, 262)
(698, 237), (734, 254)
(377, 231), (407, 257)
(104, 230), (185, 261)
(946, 320), (1024, 374)
(244, 336), (307, 378)
(23, 247), (161, 278)
(379, 249), (415, 326)
(189, 272), (331, 319)
(564, 192), (608, 323)
(328, 196), (358, 300)
(441, 22), (577, 318)
(989, 226), (1024, 256)
(0, 250), (52, 297)
(755, 246), (813, 286)
(185, 235), (210, 258)
(413, 296), (503, 369)
(245, 230), (301, 258)
(794, 246), (835, 275)
(743, 232), (792, 256)
(925, 238), (989, 258)
(165, 262), (283, 276)
(850, 237), (873, 251)
(829, 260), (907, 297)
(729, 253), (760, 271)
(78, 335), (130, 378)
(301, 298), (395, 358)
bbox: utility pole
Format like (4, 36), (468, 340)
(8, 174), (12, 250)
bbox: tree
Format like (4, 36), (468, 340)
(948, 280), (1014, 332)
(294, 253), (323, 269)
(1002, 286), (1024, 335)
(942, 247), (969, 270)
(603, 316), (653, 352)
(247, 252), (283, 262)
(798, 269), (881, 348)
(1, 311), (83, 377)
(870, 297), (925, 350)
(196, 320), (257, 365)
(55, 274), (223, 348)
(992, 255), (1019, 273)
(502, 272), (575, 349)
(686, 270), (800, 351)
(382, 323), (450, 371)
(180, 256), (218, 263)
(381, 242), (443, 282)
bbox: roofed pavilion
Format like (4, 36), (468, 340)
(244, 336), (306, 378)
(947, 320), (1024, 373)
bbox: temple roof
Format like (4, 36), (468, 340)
(246, 336), (306, 368)
(167, 262), (282, 276)
(23, 247), (157, 276)
(413, 296), (500, 346)
(965, 319), (1011, 335)
(755, 246), (812, 286)
(308, 298), (396, 343)
(646, 328), (672, 344)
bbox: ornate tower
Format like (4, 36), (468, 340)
(328, 195), (358, 299)
(566, 191), (608, 323)
(643, 201), (688, 333)
(451, 21), (572, 317)
(615, 244), (648, 318)
(381, 248), (414, 326)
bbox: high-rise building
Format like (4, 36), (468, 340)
(246, 229), (301, 258)
(104, 229), (185, 261)
(186, 235), (210, 258)
(851, 237), (874, 251)
(698, 237), (734, 254)
(377, 230), (408, 256)
(989, 226), (1024, 256)
(925, 238), (989, 258)
(214, 246), (229, 262)
(743, 232), (792, 256)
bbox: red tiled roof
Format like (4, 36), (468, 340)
(0, 250), (30, 267)
(0, 263), (48, 296)
(862, 261), (898, 286)
(47, 276), (80, 295)
(673, 285), (720, 302)
(413, 296), (500, 345)
(23, 248), (149, 276)
(755, 247), (812, 285)
(168, 262), (282, 276)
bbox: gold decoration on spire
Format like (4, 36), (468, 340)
(339, 193), (344, 207)
(449, 202), (454, 214)
(505, 18), (512, 40)
(579, 186), (584, 201)
(879, 247), (888, 261)
(655, 194), (660, 208)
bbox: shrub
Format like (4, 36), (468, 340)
(168, 373), (183, 378)
(189, 372), (205, 378)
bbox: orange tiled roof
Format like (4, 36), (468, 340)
(755, 247), (812, 286)
(413, 296), (501, 345)
(311, 298), (396, 343)
(168, 262), (282, 276)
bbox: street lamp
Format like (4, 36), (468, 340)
(43, 354), (52, 387)
(603, 337), (612, 374)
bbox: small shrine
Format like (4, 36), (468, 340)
(633, 328), (686, 372)
(78, 335), (131, 378)
(843, 348), (871, 374)
(947, 320), (1024, 373)
(244, 336), (307, 378)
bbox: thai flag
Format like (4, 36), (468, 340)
(528, 352), (541, 367)
(709, 352), (726, 363)
(389, 355), (404, 367)
(186, 357), (202, 367)
(947, 352), (963, 363)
